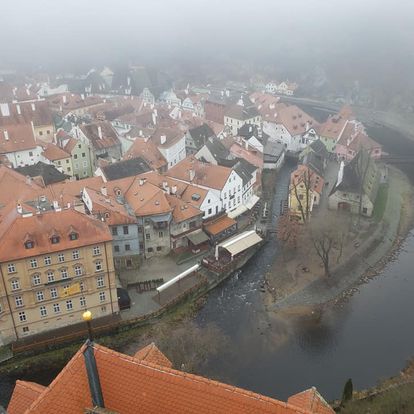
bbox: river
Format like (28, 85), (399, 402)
(1, 120), (414, 407)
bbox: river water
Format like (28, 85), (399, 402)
(194, 118), (414, 402)
(1, 121), (414, 407)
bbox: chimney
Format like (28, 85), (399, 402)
(245, 139), (249, 150)
(171, 185), (177, 195)
(26, 175), (32, 185)
(189, 169), (195, 181)
(160, 135), (166, 145)
(16, 104), (21, 115)
(98, 126), (102, 139)
(225, 89), (230, 97)
(139, 129), (143, 137)
(81, 94), (85, 100)
(17, 203), (23, 214)
(152, 111), (157, 125)
(4, 130), (9, 141)
(101, 187), (107, 196)
(139, 178), (147, 186)
(31, 103), (36, 111)
(63, 95), (67, 104)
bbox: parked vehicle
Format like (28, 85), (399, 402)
(117, 287), (131, 310)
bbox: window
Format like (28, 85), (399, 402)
(80, 296), (86, 307)
(82, 152), (86, 157)
(362, 207), (368, 214)
(22, 326), (29, 333)
(138, 226), (143, 233)
(30, 258), (38, 268)
(114, 245), (120, 253)
(25, 240), (34, 249)
(95, 261), (103, 272)
(123, 226), (129, 235)
(126, 259), (132, 268)
(18, 311), (27, 322)
(158, 231), (163, 238)
(96, 276), (104, 288)
(29, 151), (33, 156)
(50, 287), (58, 299)
(147, 247), (153, 253)
(7, 263), (16, 273)
(11, 279), (20, 291)
(93, 246), (101, 256)
(47, 270), (55, 283)
(60, 268), (68, 279)
(15, 296), (24, 307)
(125, 244), (131, 251)
(139, 242), (144, 250)
(208, 208), (212, 215)
(44, 256), (51, 266)
(83, 161), (87, 167)
(145, 233), (150, 240)
(66, 300), (73, 311)
(69, 232), (78, 241)
(112, 227), (118, 236)
(298, 194), (304, 200)
(53, 303), (60, 313)
(78, 144), (81, 149)
(58, 253), (65, 263)
(36, 291), (44, 302)
(156, 246), (162, 252)
(80, 281), (85, 292)
(74, 154), (78, 159)
(66, 159), (70, 164)
(32, 274), (41, 286)
(51, 236), (60, 244)
(40, 306), (47, 317)
(99, 291), (106, 302)
(74, 265), (82, 277)
(72, 250), (80, 260)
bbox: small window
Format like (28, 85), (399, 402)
(50, 288), (58, 299)
(30, 259), (38, 268)
(58, 253), (65, 263)
(80, 296), (86, 307)
(114, 245), (120, 253)
(66, 300), (73, 311)
(32, 274), (41, 286)
(74, 154), (78, 159)
(36, 291), (44, 302)
(15, 296), (24, 307)
(22, 326), (29, 333)
(112, 227), (118, 236)
(123, 226), (129, 235)
(99, 291), (106, 302)
(95, 261), (103, 272)
(69, 232), (78, 241)
(158, 231), (163, 238)
(44, 256), (51, 266)
(60, 268), (69, 279)
(82, 152), (86, 157)
(51, 236), (60, 244)
(29, 151), (33, 156)
(7, 263), (16, 273)
(40, 306), (47, 317)
(53, 303), (60, 313)
(25, 240), (34, 249)
(126, 259), (132, 268)
(74, 265), (83, 276)
(125, 244), (131, 251)
(156, 246), (162, 252)
(145, 233), (150, 240)
(147, 247), (154, 253)
(47, 270), (54, 283)
(96, 276), (105, 288)
(19, 312), (27, 322)
(93, 246), (101, 256)
(11, 279), (20, 291)
(72, 250), (80, 260)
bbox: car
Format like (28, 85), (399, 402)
(117, 287), (131, 310)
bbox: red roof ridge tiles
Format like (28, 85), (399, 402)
(133, 342), (173, 368)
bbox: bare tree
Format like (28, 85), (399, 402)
(291, 167), (315, 223)
(354, 148), (372, 222)
(277, 212), (301, 249)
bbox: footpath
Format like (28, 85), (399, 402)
(269, 166), (413, 311)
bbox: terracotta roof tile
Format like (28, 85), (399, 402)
(11, 342), (326, 414)
(0, 123), (37, 153)
(124, 138), (167, 171)
(287, 388), (334, 414)
(80, 121), (121, 150)
(275, 105), (319, 136)
(133, 342), (173, 368)
(166, 194), (203, 223)
(204, 215), (237, 236)
(7, 380), (46, 414)
(41, 143), (70, 161)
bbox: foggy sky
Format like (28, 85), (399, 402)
(2, 0), (414, 75)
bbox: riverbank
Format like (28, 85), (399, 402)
(265, 165), (414, 314)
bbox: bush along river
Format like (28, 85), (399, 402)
(1, 121), (414, 407)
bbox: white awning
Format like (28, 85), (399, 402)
(227, 204), (248, 219)
(156, 264), (200, 293)
(245, 195), (260, 210)
(215, 230), (262, 259)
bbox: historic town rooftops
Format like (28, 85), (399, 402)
(15, 162), (69, 186)
(166, 194), (203, 223)
(0, 124), (37, 153)
(124, 138), (167, 171)
(0, 208), (112, 262)
(291, 164), (324, 195)
(202, 137), (233, 164)
(46, 93), (104, 114)
(41, 143), (70, 161)
(7, 341), (333, 414)
(133, 342), (172, 368)
(224, 103), (259, 120)
(233, 158), (257, 186)
(150, 126), (185, 148)
(204, 215), (237, 236)
(7, 381), (46, 414)
(80, 121), (120, 150)
(317, 105), (354, 140)
(228, 142), (263, 170)
(99, 157), (151, 181)
(0, 101), (54, 128)
(188, 123), (216, 149)
(167, 156), (232, 190)
(287, 388), (334, 414)
(275, 105), (319, 136)
(336, 121), (381, 152)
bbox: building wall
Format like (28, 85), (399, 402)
(221, 170), (243, 212)
(158, 137), (186, 169)
(0, 241), (118, 344)
(34, 124), (55, 143)
(199, 191), (222, 219)
(53, 156), (73, 176)
(139, 214), (171, 258)
(110, 224), (140, 270)
(5, 146), (43, 168)
(224, 116), (261, 136)
(70, 140), (94, 178)
(320, 135), (337, 153)
(328, 191), (374, 216)
(170, 216), (203, 249)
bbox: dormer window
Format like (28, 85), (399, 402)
(69, 232), (78, 241)
(51, 235), (60, 244)
(25, 240), (34, 249)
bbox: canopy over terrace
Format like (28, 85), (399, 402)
(215, 230), (263, 260)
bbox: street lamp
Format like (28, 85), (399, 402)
(82, 310), (94, 342)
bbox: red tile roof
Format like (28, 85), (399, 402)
(0, 123), (38, 153)
(274, 105), (319, 136)
(133, 342), (173, 368)
(124, 137), (167, 171)
(42, 143), (70, 161)
(7, 381), (46, 414)
(204, 215), (237, 236)
(80, 121), (121, 150)
(8, 342), (331, 414)
(287, 388), (334, 414)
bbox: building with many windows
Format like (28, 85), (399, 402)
(0, 207), (118, 345)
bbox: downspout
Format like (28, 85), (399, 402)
(0, 266), (18, 341)
(103, 242), (114, 315)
